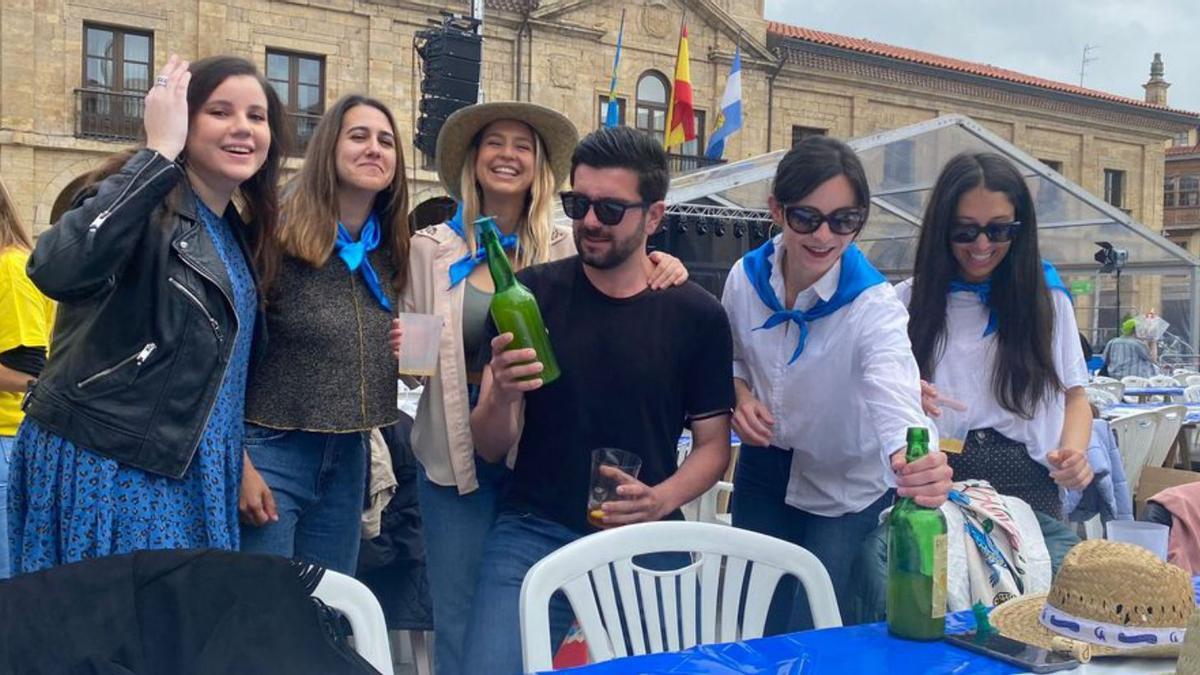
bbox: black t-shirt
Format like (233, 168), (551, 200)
(485, 256), (734, 533)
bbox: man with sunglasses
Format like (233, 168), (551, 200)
(465, 126), (734, 673)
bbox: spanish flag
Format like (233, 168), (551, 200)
(663, 23), (695, 150)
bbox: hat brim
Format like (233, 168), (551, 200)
(435, 102), (579, 200)
(989, 594), (1183, 659)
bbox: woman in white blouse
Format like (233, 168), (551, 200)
(904, 151), (1092, 536)
(722, 136), (951, 633)
(849, 153), (1093, 624)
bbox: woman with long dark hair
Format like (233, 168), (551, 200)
(238, 93), (410, 574)
(903, 152), (1092, 525)
(8, 54), (287, 573)
(848, 154), (1092, 623)
(723, 136), (951, 632)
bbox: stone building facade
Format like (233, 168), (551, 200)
(2, 0), (1196, 252)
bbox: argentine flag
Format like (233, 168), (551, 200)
(705, 45), (743, 160)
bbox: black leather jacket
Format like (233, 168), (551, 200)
(23, 149), (266, 479)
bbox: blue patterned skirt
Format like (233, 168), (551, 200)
(7, 418), (243, 574)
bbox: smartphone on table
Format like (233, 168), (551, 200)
(944, 631), (1080, 673)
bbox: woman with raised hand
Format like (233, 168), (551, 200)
(722, 136), (951, 633)
(238, 94), (409, 574)
(395, 101), (688, 674)
(9, 55), (286, 573)
(0, 177), (54, 579)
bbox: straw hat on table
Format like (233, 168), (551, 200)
(989, 539), (1193, 659)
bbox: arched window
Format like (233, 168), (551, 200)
(635, 71), (670, 146)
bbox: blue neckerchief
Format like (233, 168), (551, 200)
(446, 204), (519, 288)
(950, 259), (1071, 337)
(742, 239), (886, 364)
(334, 212), (392, 312)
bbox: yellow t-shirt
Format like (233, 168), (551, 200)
(0, 247), (55, 435)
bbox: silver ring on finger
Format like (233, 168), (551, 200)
(154, 75), (169, 87)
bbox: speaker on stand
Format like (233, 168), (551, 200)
(414, 13), (482, 160)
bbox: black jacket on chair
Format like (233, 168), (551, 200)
(0, 549), (378, 675)
(23, 148), (267, 478)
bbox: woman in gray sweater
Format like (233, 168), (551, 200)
(239, 94), (409, 573)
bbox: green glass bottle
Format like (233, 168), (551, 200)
(479, 217), (561, 385)
(886, 427), (947, 640)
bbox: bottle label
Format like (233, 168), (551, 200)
(931, 533), (947, 619)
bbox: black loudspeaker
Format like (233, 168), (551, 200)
(415, 14), (482, 159)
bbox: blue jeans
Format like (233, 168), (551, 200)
(0, 434), (12, 579)
(238, 426), (367, 574)
(732, 444), (893, 633)
(416, 457), (509, 675)
(462, 512), (690, 675)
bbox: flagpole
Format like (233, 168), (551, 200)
(605, 9), (626, 127)
(663, 10), (687, 151)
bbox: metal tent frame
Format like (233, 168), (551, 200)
(664, 114), (1200, 351)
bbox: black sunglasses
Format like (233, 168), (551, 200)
(949, 221), (1022, 244)
(560, 191), (651, 226)
(783, 205), (868, 235)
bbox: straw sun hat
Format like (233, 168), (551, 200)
(434, 101), (579, 200)
(989, 539), (1194, 659)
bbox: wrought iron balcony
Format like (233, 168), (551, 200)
(667, 153), (725, 175)
(74, 89), (144, 142)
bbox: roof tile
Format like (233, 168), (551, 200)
(768, 21), (1197, 116)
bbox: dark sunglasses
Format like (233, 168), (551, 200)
(948, 221), (1022, 244)
(783, 205), (868, 235)
(560, 191), (651, 226)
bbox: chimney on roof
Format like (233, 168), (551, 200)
(1143, 52), (1170, 106)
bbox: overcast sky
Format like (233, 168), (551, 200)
(764, 0), (1200, 115)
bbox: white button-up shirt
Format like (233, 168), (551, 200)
(722, 239), (932, 517)
(894, 279), (1088, 466)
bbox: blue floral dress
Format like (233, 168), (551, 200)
(7, 200), (257, 574)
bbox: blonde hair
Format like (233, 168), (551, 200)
(0, 176), (32, 251)
(456, 126), (556, 270)
(277, 95), (410, 293)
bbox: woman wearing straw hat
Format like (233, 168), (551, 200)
(393, 101), (688, 674)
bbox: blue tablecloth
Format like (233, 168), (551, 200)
(1123, 387), (1186, 397)
(1104, 402), (1200, 424)
(548, 580), (1200, 674)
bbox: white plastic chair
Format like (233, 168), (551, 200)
(1108, 410), (1161, 496)
(1091, 380), (1125, 401)
(1085, 386), (1120, 409)
(695, 480), (734, 525)
(1174, 368), (1198, 378)
(1147, 405), (1186, 471)
(1150, 375), (1182, 388)
(519, 521), (840, 672)
(1091, 375), (1120, 384)
(1185, 385), (1200, 403)
(1185, 376), (1200, 387)
(1121, 376), (1151, 388)
(311, 569), (395, 675)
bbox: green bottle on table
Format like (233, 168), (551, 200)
(886, 426), (947, 640)
(479, 217), (561, 385)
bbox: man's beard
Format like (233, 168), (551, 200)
(574, 225), (644, 270)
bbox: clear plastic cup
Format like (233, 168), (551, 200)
(934, 396), (970, 455)
(1106, 520), (1170, 560)
(396, 313), (443, 377)
(587, 448), (643, 529)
